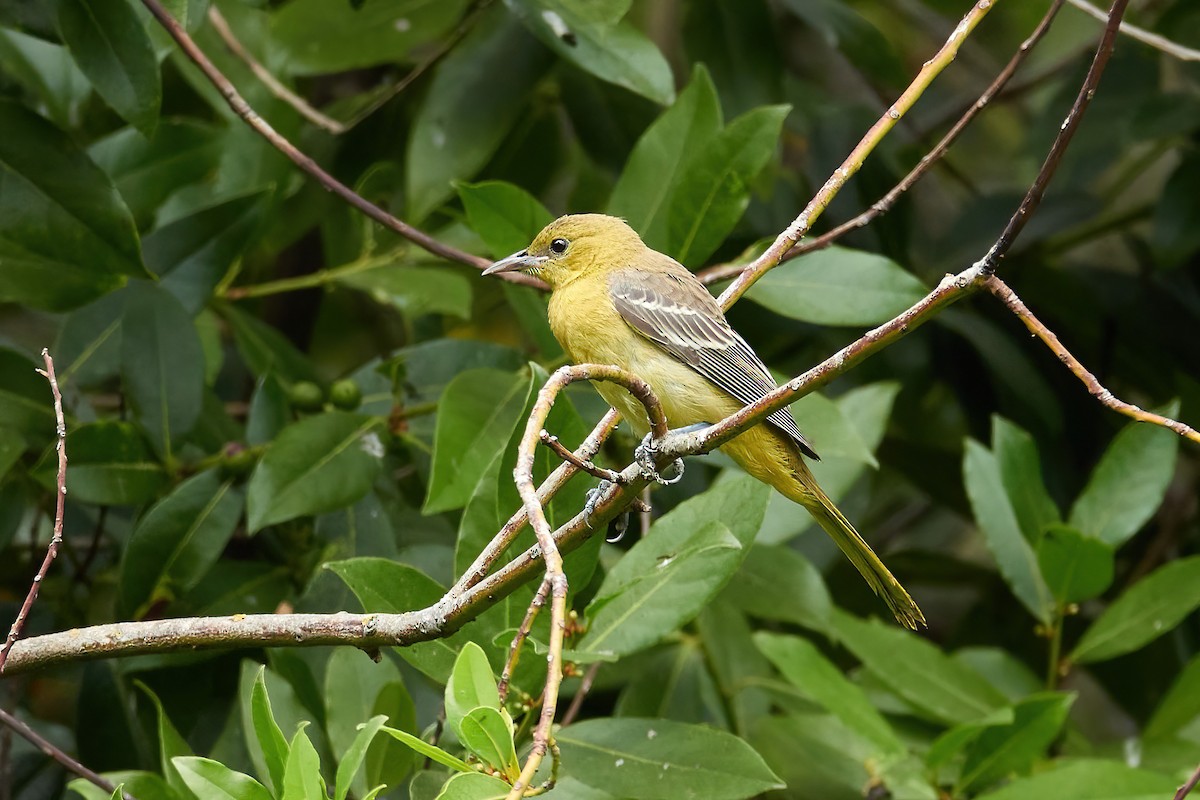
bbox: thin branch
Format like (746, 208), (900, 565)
(139, 0), (545, 288)
(697, 0), (1066, 285)
(498, 576), (550, 704)
(1066, 0), (1200, 61)
(207, 6), (345, 134)
(986, 276), (1200, 444)
(716, 0), (1000, 308)
(0, 707), (131, 800)
(560, 663), (601, 727)
(538, 431), (624, 485)
(1, 351), (67, 674)
(1176, 762), (1200, 800)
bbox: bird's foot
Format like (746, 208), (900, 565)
(634, 433), (685, 485)
(584, 479), (631, 542)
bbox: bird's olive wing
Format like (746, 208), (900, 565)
(608, 269), (818, 459)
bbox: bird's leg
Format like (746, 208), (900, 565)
(583, 479), (631, 542)
(634, 422), (711, 485)
(583, 479), (612, 525)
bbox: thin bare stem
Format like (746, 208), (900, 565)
(560, 663), (601, 727)
(538, 431), (624, 484)
(1066, 0), (1200, 61)
(207, 7), (346, 133)
(1, 351), (67, 673)
(716, 0), (1000, 308)
(139, 0), (545, 287)
(1176, 762), (1200, 800)
(697, 0), (1066, 285)
(0, 707), (130, 800)
(986, 277), (1199, 444)
(498, 577), (551, 704)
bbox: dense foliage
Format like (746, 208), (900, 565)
(1, 0), (1198, 798)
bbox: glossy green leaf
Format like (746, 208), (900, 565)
(1068, 403), (1181, 546)
(0, 99), (148, 310)
(755, 632), (903, 755)
(964, 439), (1053, 623)
(746, 246), (927, 326)
(445, 642), (502, 739)
(333, 715), (387, 800)
(458, 181), (553, 258)
(68, 772), (177, 800)
(608, 66), (722, 251)
(173, 757), (274, 800)
(504, 0), (674, 105)
(248, 666), (290, 794)
(56, 0), (161, 136)
(975, 759), (1175, 800)
(832, 610), (1007, 725)
(0, 29), (89, 130)
(459, 707), (518, 779)
(424, 368), (528, 514)
(718, 544), (832, 632)
(52, 421), (167, 506)
(247, 412), (385, 532)
(432, 771), (513, 800)
(406, 10), (551, 222)
(1072, 556), (1200, 663)
(281, 725), (324, 800)
(120, 469), (242, 616)
(336, 263), (472, 319)
(992, 416), (1060, 543)
(558, 718), (783, 800)
(958, 693), (1074, 792)
(271, 0), (470, 75)
(120, 281), (205, 457)
(1036, 525), (1114, 605)
(379, 726), (473, 773)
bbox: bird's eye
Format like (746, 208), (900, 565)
(549, 238), (569, 255)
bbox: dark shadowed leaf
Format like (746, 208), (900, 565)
(0, 348), (54, 440)
(957, 693), (1074, 792)
(325, 651), (415, 798)
(47, 421), (167, 505)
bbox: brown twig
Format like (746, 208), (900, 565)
(0, 707), (131, 800)
(139, 0), (545, 287)
(697, 0), (1067, 286)
(1176, 762), (1200, 800)
(986, 276), (1199, 444)
(498, 577), (551, 704)
(716, 0), (1000, 308)
(538, 431), (624, 485)
(0, 351), (67, 673)
(560, 662), (601, 727)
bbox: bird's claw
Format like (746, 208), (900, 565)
(634, 434), (685, 485)
(584, 479), (631, 543)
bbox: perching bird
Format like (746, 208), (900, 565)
(484, 214), (924, 629)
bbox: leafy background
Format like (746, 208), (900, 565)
(1, 0), (1199, 798)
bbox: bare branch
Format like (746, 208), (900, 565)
(560, 662), (601, 727)
(1, 350), (67, 673)
(1066, 0), (1200, 62)
(1175, 762), (1200, 800)
(539, 431), (624, 485)
(0, 707), (131, 800)
(987, 277), (1199, 444)
(498, 576), (550, 704)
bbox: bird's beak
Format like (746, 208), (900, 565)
(482, 249), (547, 276)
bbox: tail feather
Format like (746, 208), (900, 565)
(798, 484), (925, 630)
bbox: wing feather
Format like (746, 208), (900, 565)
(609, 268), (819, 459)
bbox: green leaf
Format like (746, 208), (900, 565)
(1072, 556), (1200, 663)
(992, 416), (1061, 543)
(0, 99), (148, 311)
(1068, 404), (1181, 546)
(503, 0), (674, 105)
(249, 666), (291, 795)
(558, 718), (783, 800)
(974, 759), (1175, 800)
(424, 368), (528, 514)
(379, 726), (473, 773)
(755, 632), (903, 756)
(222, 303), (320, 383)
(432, 771), (514, 800)
(282, 726), (325, 800)
(459, 707), (519, 779)
(926, 707), (1016, 770)
(580, 520), (743, 658)
(717, 544), (832, 632)
(963, 438), (1053, 624)
(336, 263), (472, 319)
(1146, 653), (1200, 740)
(1036, 526), (1114, 605)
(120, 281), (205, 458)
(247, 412), (385, 532)
(120, 469), (243, 616)
(51, 421), (167, 506)
(271, 0), (471, 75)
(0, 348), (54, 440)
(56, 0), (161, 136)
(788, 390), (877, 467)
(957, 693), (1074, 792)
(608, 65), (722, 251)
(458, 180), (553, 258)
(173, 757), (274, 800)
(0, 29), (90, 130)
(779, 0), (904, 87)
(745, 246), (927, 326)
(134, 682), (195, 799)
(667, 103), (789, 266)
(55, 289), (126, 388)
(445, 642), (502, 739)
(406, 10), (552, 222)
(832, 610), (1007, 726)
(333, 715), (387, 800)
(69, 771), (180, 800)
(0, 428), (26, 483)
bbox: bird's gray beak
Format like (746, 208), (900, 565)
(482, 250), (547, 276)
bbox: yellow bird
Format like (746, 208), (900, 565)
(484, 214), (924, 629)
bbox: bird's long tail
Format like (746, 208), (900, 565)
(789, 481), (926, 630)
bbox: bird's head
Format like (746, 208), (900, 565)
(483, 214), (645, 289)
